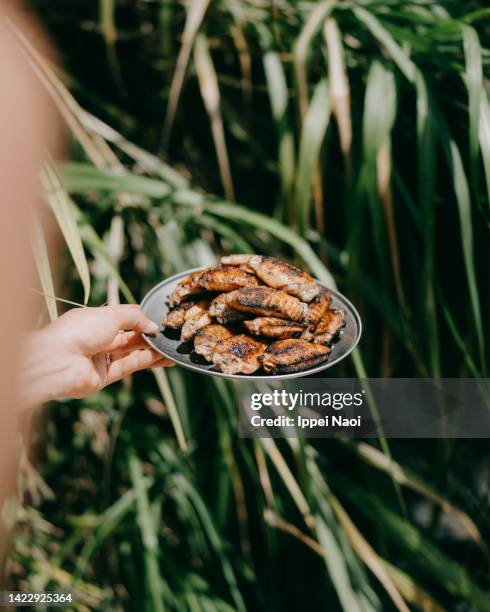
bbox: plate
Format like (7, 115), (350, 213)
(140, 267), (362, 380)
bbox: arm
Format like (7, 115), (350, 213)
(18, 305), (173, 410)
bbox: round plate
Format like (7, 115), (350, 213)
(140, 267), (362, 380)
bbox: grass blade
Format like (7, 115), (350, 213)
(352, 7), (416, 83)
(261, 39), (295, 215)
(152, 368), (188, 452)
(308, 459), (379, 612)
(194, 34), (235, 201)
(324, 18), (352, 177)
(98, 0), (125, 95)
(416, 74), (440, 376)
(75, 477), (153, 579)
(294, 1), (335, 120)
(80, 111), (188, 188)
(128, 453), (166, 612)
(345, 441), (487, 554)
(41, 165), (91, 304)
(294, 79), (331, 235)
(478, 92), (490, 204)
(161, 0), (210, 148)
(461, 25), (482, 187)
(443, 135), (485, 370)
(381, 561), (445, 612)
(329, 494), (409, 612)
(260, 438), (314, 530)
(62, 162), (337, 287)
(31, 212), (58, 321)
(339, 478), (490, 610)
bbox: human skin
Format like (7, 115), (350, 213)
(18, 305), (174, 410)
(0, 2), (58, 578)
(0, 2), (173, 579)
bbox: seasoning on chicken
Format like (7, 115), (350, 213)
(208, 292), (250, 324)
(221, 254), (320, 302)
(212, 334), (267, 375)
(194, 324), (234, 361)
(180, 301), (213, 341)
(312, 308), (345, 346)
(302, 289), (332, 339)
(224, 287), (308, 322)
(168, 265), (259, 307)
(168, 269), (209, 308)
(163, 302), (194, 329)
(260, 339), (331, 374)
(244, 317), (305, 340)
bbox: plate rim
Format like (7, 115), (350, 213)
(140, 266), (362, 380)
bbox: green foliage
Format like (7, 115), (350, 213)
(11, 1), (490, 610)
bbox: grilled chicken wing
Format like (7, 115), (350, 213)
(244, 317), (305, 340)
(168, 269), (209, 307)
(260, 339), (330, 374)
(312, 308), (345, 345)
(302, 290), (332, 339)
(212, 334), (267, 375)
(180, 301), (212, 341)
(221, 254), (319, 302)
(194, 324), (234, 361)
(163, 302), (193, 329)
(209, 292), (250, 324)
(168, 265), (259, 307)
(224, 287), (308, 322)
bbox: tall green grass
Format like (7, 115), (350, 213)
(9, 1), (490, 610)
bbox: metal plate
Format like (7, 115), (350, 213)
(140, 267), (362, 380)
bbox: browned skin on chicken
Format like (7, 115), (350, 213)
(244, 317), (305, 340)
(208, 292), (250, 324)
(302, 290), (332, 340)
(168, 265), (259, 307)
(260, 339), (331, 374)
(198, 265), (259, 292)
(226, 287), (308, 322)
(212, 334), (267, 375)
(168, 269), (209, 307)
(312, 309), (345, 346)
(221, 254), (320, 302)
(180, 301), (213, 341)
(194, 324), (234, 361)
(163, 302), (193, 329)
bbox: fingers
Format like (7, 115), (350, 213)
(106, 330), (148, 354)
(150, 358), (175, 368)
(106, 348), (174, 385)
(104, 304), (159, 335)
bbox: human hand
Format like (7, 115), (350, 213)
(19, 305), (173, 409)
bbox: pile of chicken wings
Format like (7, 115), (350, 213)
(163, 255), (345, 375)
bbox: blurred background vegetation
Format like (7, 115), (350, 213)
(8, 1), (490, 610)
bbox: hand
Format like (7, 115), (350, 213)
(19, 305), (173, 409)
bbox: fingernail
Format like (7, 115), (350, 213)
(146, 322), (160, 334)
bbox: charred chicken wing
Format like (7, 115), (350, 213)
(209, 292), (251, 324)
(302, 290), (332, 339)
(225, 287), (308, 322)
(221, 254), (319, 302)
(168, 265), (259, 307)
(244, 317), (305, 340)
(194, 324), (234, 361)
(212, 334), (267, 375)
(312, 308), (345, 345)
(163, 302), (193, 329)
(260, 339), (331, 374)
(180, 301), (213, 341)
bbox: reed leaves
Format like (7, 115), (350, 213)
(15, 2), (490, 610)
